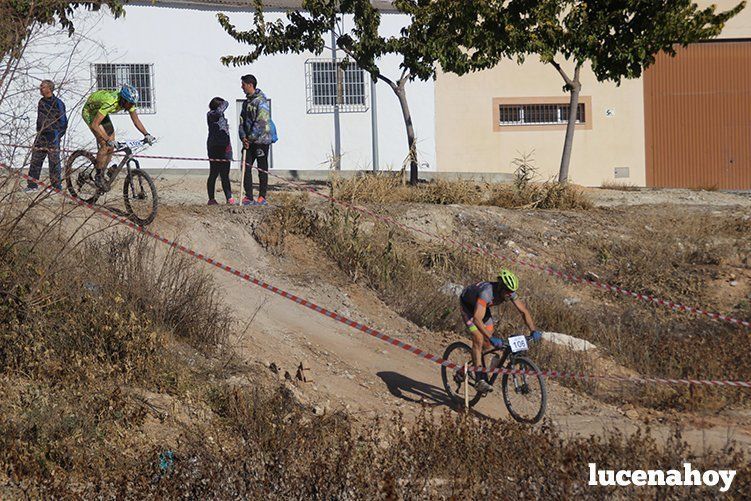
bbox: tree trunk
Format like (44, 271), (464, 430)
(394, 81), (418, 185)
(558, 65), (582, 183)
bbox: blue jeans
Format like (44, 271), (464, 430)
(28, 136), (62, 190)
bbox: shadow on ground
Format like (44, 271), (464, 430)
(376, 370), (498, 421)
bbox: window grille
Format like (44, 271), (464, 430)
(499, 102), (585, 126)
(305, 59), (368, 114)
(91, 63), (156, 113)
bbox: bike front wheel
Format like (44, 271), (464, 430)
(64, 150), (100, 204)
(123, 169), (158, 226)
(441, 342), (483, 408)
(501, 356), (547, 424)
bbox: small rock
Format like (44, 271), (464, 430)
(441, 282), (464, 297)
(730, 281), (739, 287)
(563, 297), (581, 307)
(284, 371), (292, 380)
(269, 362), (279, 374)
(625, 409), (639, 420)
(585, 271), (600, 281)
(313, 406), (325, 416)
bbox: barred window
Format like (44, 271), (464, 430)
(499, 102), (585, 126)
(92, 63), (156, 113)
(305, 59), (368, 114)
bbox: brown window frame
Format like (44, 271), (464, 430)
(492, 96), (592, 132)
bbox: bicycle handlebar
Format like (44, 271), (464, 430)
(491, 333), (542, 351)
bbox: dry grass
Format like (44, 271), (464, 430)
(255, 194), (457, 330)
(331, 173), (593, 210)
(486, 181), (593, 209)
(529, 211), (751, 409)
(84, 233), (232, 351)
(12, 385), (750, 498)
(569, 213), (748, 308)
(600, 180), (641, 191)
(1, 174), (749, 496)
(0, 173), (228, 493)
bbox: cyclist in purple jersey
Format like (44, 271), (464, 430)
(460, 268), (540, 395)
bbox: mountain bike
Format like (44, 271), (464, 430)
(441, 333), (547, 424)
(64, 139), (158, 226)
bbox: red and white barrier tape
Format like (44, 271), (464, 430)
(3, 141), (749, 330)
(1, 162), (750, 389)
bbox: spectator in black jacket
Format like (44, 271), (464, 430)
(26, 79), (67, 192)
(206, 97), (234, 205)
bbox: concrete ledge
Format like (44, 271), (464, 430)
(142, 168), (517, 184)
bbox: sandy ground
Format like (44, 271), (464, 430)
(147, 173), (751, 454)
(15, 172), (751, 454)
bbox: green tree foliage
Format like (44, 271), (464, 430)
(399, 0), (745, 182)
(218, 0), (432, 184)
(1, 1), (124, 58)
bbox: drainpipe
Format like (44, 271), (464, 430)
(370, 77), (379, 172)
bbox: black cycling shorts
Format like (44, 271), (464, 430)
(101, 116), (114, 136)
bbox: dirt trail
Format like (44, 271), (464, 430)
(11, 168), (747, 447)
(150, 197), (751, 454)
(14, 173), (751, 454)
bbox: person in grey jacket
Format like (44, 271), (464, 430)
(26, 79), (67, 192)
(238, 74), (272, 206)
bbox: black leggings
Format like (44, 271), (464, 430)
(207, 160), (232, 201)
(243, 143), (269, 199)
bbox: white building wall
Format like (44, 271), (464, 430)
(47, 3), (435, 172)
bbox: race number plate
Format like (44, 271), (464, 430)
(508, 335), (528, 353)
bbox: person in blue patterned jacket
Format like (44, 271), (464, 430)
(238, 74), (272, 206)
(26, 80), (67, 192)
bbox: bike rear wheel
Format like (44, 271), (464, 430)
(123, 169), (158, 226)
(441, 342), (483, 408)
(64, 150), (100, 204)
(501, 356), (547, 424)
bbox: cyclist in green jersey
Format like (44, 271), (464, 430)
(82, 84), (154, 188)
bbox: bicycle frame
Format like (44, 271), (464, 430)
(483, 347), (512, 386)
(107, 142), (143, 188)
(481, 337), (533, 385)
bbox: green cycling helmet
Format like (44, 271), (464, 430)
(498, 268), (519, 292)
